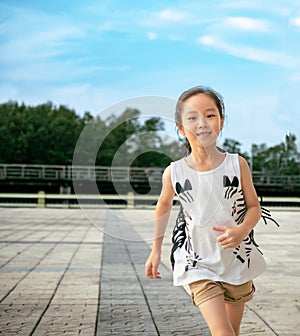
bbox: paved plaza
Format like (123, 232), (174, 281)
(0, 206), (299, 335)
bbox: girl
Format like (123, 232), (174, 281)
(145, 86), (268, 336)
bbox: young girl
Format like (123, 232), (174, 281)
(145, 86), (268, 336)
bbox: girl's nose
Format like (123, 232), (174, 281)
(197, 116), (207, 128)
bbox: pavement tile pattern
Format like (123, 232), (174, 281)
(0, 207), (299, 335)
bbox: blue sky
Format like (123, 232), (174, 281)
(1, 0), (300, 152)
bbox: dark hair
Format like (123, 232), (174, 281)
(175, 86), (225, 153)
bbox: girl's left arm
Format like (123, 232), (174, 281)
(238, 155), (262, 233)
(213, 155), (262, 249)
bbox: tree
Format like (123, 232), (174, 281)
(73, 115), (107, 165)
(97, 108), (141, 166)
(251, 134), (299, 175)
(95, 109), (179, 168)
(0, 101), (299, 176)
(0, 101), (84, 164)
(221, 138), (250, 162)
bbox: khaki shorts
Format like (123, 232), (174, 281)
(189, 279), (255, 306)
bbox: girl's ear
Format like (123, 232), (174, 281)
(220, 114), (225, 131)
(176, 122), (185, 136)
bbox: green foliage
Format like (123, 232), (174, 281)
(221, 133), (300, 175)
(0, 101), (83, 164)
(0, 101), (299, 175)
(97, 108), (141, 166)
(96, 108), (184, 167)
(221, 138), (250, 162)
(251, 134), (300, 175)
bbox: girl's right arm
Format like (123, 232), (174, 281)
(145, 165), (175, 279)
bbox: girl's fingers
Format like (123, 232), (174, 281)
(212, 226), (226, 232)
(152, 266), (161, 279)
(145, 263), (161, 279)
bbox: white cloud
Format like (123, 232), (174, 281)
(17, 84), (122, 116)
(140, 8), (192, 28)
(220, 0), (290, 16)
(198, 35), (298, 68)
(290, 17), (300, 27)
(289, 71), (300, 82)
(157, 9), (187, 22)
(167, 34), (184, 41)
(146, 32), (184, 42)
(196, 11), (300, 69)
(224, 16), (271, 32)
(0, 5), (86, 65)
(1, 27), (84, 64)
(147, 32), (158, 40)
(1, 52), (130, 82)
(199, 36), (215, 46)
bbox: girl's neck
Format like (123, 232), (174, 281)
(186, 145), (225, 172)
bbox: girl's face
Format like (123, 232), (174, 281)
(178, 93), (224, 149)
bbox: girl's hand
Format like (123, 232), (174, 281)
(145, 251), (161, 279)
(212, 225), (249, 249)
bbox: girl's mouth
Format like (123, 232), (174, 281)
(196, 131), (212, 137)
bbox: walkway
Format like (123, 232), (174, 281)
(0, 207), (299, 335)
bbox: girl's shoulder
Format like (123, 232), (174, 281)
(171, 157), (186, 164)
(227, 153), (249, 171)
(225, 151), (239, 159)
(224, 152), (240, 166)
(169, 157), (186, 169)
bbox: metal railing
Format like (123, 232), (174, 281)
(0, 164), (299, 187)
(252, 172), (300, 189)
(0, 164), (164, 183)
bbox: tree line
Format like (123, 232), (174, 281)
(0, 101), (299, 175)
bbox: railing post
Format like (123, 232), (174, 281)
(37, 191), (45, 208)
(127, 191), (134, 208)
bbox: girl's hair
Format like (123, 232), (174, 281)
(175, 86), (225, 153)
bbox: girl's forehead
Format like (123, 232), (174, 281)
(182, 94), (218, 112)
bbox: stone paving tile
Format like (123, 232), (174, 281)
(0, 209), (101, 336)
(127, 208), (300, 336)
(0, 208), (299, 335)
(96, 210), (210, 336)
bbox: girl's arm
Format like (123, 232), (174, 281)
(145, 166), (175, 279)
(213, 155), (262, 249)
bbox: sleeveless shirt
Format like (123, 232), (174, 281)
(170, 153), (267, 286)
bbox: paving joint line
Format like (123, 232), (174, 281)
(29, 223), (93, 336)
(124, 242), (160, 336)
(0, 223), (49, 250)
(0, 231), (59, 269)
(0, 222), (85, 304)
(93, 229), (105, 336)
(246, 305), (279, 335)
(0, 240), (103, 245)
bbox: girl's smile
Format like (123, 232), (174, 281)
(177, 93), (224, 149)
(196, 131), (212, 138)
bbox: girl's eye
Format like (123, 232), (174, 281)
(207, 114), (215, 118)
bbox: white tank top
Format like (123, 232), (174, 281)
(170, 153), (267, 286)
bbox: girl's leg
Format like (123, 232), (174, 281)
(198, 295), (235, 336)
(225, 302), (245, 336)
